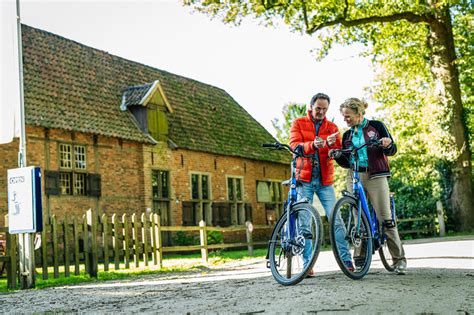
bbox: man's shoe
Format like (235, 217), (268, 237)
(344, 260), (355, 272)
(306, 269), (315, 278)
(393, 260), (407, 275)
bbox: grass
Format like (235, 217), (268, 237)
(0, 247), (269, 293)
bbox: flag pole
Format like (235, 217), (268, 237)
(16, 0), (26, 168)
(16, 0), (35, 289)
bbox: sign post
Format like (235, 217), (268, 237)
(7, 166), (43, 289)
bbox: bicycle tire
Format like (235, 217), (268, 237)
(329, 196), (373, 280)
(268, 203), (322, 286)
(379, 241), (396, 272)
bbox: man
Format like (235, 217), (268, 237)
(289, 92), (353, 276)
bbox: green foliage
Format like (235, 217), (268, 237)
(172, 230), (224, 246)
(173, 231), (198, 246)
(207, 230), (224, 245)
(185, 0), (474, 230)
(272, 102), (307, 143)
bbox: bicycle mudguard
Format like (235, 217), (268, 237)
(265, 200), (314, 268)
(341, 190), (357, 202)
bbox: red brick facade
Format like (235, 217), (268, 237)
(1, 126), (288, 227)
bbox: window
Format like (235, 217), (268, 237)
(257, 181), (284, 224)
(183, 173), (211, 226)
(227, 176), (249, 225)
(59, 143), (88, 196)
(152, 170), (171, 245)
(152, 170), (170, 200)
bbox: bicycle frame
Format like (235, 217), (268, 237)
(262, 142), (308, 251)
(285, 156), (299, 243)
(351, 167), (379, 242)
(345, 140), (387, 247)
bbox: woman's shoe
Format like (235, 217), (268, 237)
(393, 260), (407, 275)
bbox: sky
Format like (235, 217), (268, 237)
(18, 0), (374, 137)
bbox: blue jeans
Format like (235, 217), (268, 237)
(297, 177), (352, 267)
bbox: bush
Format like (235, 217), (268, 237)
(173, 231), (198, 246)
(173, 230), (224, 246)
(207, 230), (224, 245)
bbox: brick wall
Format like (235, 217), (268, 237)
(1, 126), (289, 228)
(0, 126), (145, 225)
(165, 149), (288, 226)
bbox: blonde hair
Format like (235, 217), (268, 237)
(340, 98), (368, 115)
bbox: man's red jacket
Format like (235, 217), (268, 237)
(289, 111), (342, 185)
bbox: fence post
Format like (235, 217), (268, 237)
(102, 214), (109, 272)
(199, 220), (208, 264)
(156, 214), (162, 269)
(132, 214), (140, 268)
(436, 201), (446, 237)
(51, 215), (59, 278)
(246, 221), (254, 256)
(73, 217), (80, 276)
(86, 209), (98, 278)
(63, 215), (70, 277)
(141, 213), (149, 267)
(111, 214), (120, 270)
(122, 214), (131, 269)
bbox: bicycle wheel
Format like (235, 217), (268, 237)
(329, 196), (373, 280)
(379, 239), (396, 272)
(268, 203), (322, 286)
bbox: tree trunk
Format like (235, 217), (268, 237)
(428, 8), (474, 231)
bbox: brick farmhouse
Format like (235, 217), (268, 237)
(0, 25), (289, 237)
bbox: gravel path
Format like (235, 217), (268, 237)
(1, 237), (473, 314)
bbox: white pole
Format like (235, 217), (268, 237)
(16, 0), (26, 168)
(16, 0), (35, 289)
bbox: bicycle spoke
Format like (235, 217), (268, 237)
(268, 205), (322, 285)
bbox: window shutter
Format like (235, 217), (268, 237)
(157, 109), (168, 141)
(44, 170), (60, 195)
(221, 203), (232, 227)
(182, 202), (194, 226)
(87, 173), (101, 197)
(245, 204), (253, 222)
(211, 203), (220, 226)
(148, 106), (159, 140)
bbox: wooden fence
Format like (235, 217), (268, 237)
(0, 210), (271, 288)
(0, 210), (438, 289)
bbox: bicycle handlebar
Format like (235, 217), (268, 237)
(262, 142), (310, 158)
(328, 138), (382, 159)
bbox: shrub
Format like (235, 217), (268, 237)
(207, 230), (224, 245)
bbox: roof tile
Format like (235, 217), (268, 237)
(22, 25), (289, 164)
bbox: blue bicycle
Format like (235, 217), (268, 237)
(329, 138), (397, 280)
(263, 142), (323, 285)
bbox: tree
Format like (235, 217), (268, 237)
(272, 102), (307, 143)
(184, 0), (473, 231)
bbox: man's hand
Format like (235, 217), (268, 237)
(313, 137), (326, 149)
(380, 137), (392, 148)
(327, 132), (338, 147)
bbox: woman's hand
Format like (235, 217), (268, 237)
(380, 137), (392, 148)
(327, 132), (339, 147)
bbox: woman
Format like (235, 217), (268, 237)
(333, 97), (407, 274)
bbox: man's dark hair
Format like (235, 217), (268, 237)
(310, 93), (330, 106)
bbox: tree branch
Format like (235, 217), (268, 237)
(343, 0), (349, 19)
(302, 2), (309, 30)
(307, 11), (434, 34)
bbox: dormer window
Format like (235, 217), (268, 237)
(120, 80), (172, 142)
